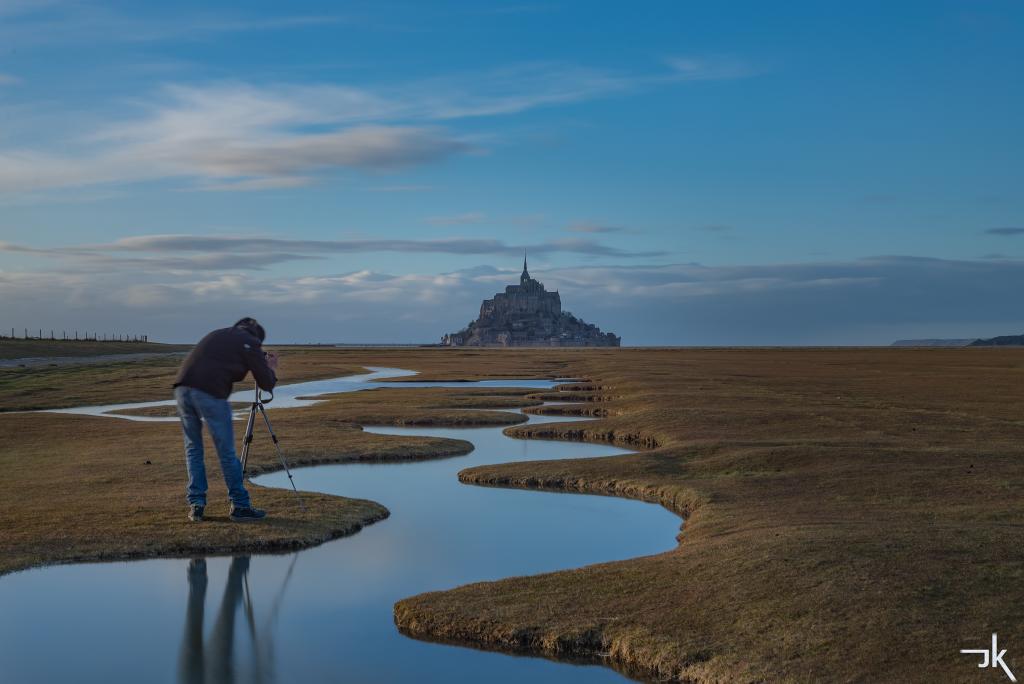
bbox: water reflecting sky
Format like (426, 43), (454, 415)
(2, 374), (681, 683)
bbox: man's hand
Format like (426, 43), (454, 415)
(265, 351), (279, 371)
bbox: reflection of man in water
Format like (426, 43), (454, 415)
(179, 556), (255, 684)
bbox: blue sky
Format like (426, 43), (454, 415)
(1, 1), (1022, 344)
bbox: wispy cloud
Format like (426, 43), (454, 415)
(0, 73), (20, 85)
(0, 234), (666, 270)
(426, 212), (487, 226)
(366, 184), (434, 193)
(0, 0), (60, 18)
(665, 56), (759, 81)
(0, 238), (324, 272)
(0, 3), (345, 48)
(0, 55), (755, 194)
(985, 227), (1024, 236)
(0, 80), (471, 193)
(566, 222), (627, 234)
(193, 176), (315, 192)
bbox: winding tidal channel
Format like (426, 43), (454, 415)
(0, 368), (681, 683)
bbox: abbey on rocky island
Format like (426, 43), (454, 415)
(441, 255), (621, 347)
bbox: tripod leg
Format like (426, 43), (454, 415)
(256, 404), (306, 512)
(239, 402), (259, 477)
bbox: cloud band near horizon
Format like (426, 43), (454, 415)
(2, 253), (1022, 345)
(0, 235), (666, 270)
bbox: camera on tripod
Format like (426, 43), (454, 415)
(239, 381), (302, 510)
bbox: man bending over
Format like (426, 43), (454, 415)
(173, 317), (278, 523)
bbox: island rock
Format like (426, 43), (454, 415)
(441, 257), (621, 347)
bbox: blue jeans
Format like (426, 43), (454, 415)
(175, 386), (252, 509)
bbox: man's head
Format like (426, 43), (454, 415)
(234, 317), (266, 342)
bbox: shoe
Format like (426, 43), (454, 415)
(188, 504), (204, 522)
(229, 506), (267, 522)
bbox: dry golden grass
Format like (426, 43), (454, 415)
(0, 338), (189, 359)
(6, 346), (1016, 682)
(394, 348), (1024, 682)
(0, 409), (391, 574)
(0, 354), (187, 411)
(0, 349), (566, 576)
(0, 346), (364, 411)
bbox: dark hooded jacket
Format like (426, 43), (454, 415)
(173, 326), (277, 399)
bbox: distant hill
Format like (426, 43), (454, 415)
(890, 339), (977, 347)
(969, 334), (1024, 347)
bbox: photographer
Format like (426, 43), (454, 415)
(173, 318), (278, 523)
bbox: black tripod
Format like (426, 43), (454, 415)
(239, 382), (305, 511)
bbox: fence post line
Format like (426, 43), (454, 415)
(0, 329), (154, 342)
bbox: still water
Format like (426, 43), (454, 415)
(3, 370), (681, 683)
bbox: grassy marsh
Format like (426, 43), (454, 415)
(0, 339), (189, 360)
(394, 348), (1024, 682)
(4, 346), (1017, 682)
(0, 349), (565, 575)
